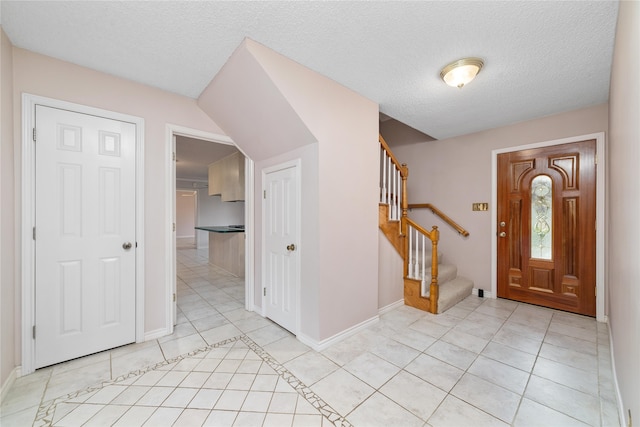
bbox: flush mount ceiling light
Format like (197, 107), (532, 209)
(440, 57), (484, 88)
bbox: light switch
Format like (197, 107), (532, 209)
(472, 202), (489, 211)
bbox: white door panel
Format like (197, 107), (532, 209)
(35, 105), (136, 368)
(264, 165), (299, 333)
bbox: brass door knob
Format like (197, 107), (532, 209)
(499, 232), (507, 238)
(286, 244), (296, 252)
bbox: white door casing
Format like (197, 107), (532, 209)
(263, 161), (300, 334)
(34, 105), (137, 368)
(21, 94), (145, 375)
(166, 124), (255, 333)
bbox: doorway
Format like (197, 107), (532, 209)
(167, 125), (255, 334)
(491, 133), (606, 320)
(497, 140), (596, 316)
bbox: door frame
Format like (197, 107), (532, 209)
(491, 132), (606, 321)
(165, 124), (255, 332)
(21, 94), (146, 375)
(261, 159), (302, 335)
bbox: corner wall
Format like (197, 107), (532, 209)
(199, 39), (379, 343)
(1, 27), (16, 390)
(607, 1), (640, 424)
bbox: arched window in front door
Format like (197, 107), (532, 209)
(531, 175), (552, 260)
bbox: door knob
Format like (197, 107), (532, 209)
(123, 242), (133, 250)
(499, 232), (507, 238)
(286, 244), (296, 252)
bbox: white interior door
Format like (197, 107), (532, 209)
(34, 105), (137, 368)
(264, 163), (299, 334)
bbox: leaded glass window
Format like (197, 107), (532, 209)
(531, 175), (552, 259)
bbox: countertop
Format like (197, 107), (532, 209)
(195, 226), (245, 233)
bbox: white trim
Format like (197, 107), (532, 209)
(21, 94), (145, 375)
(490, 132), (606, 321)
(0, 366), (20, 403)
(144, 327), (171, 342)
(244, 156), (255, 311)
(378, 299), (404, 316)
(607, 320), (626, 426)
(166, 125), (255, 332)
(297, 315), (380, 352)
(261, 159), (302, 334)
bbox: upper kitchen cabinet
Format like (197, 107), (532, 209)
(208, 152), (245, 201)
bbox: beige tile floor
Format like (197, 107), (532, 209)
(0, 248), (621, 426)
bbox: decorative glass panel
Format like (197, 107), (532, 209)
(531, 175), (552, 259)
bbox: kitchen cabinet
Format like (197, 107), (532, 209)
(208, 151), (244, 201)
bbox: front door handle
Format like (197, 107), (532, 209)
(286, 244), (296, 252)
(499, 232), (507, 238)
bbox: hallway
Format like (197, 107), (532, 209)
(0, 248), (620, 426)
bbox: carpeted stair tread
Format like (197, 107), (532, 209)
(437, 276), (474, 314)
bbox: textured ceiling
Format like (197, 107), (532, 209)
(1, 1), (619, 140)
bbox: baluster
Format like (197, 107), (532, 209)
(408, 225), (414, 278)
(417, 232), (420, 280)
(380, 148), (387, 204)
(421, 233), (427, 296)
(388, 156), (393, 219)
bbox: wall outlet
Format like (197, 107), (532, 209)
(472, 202), (489, 211)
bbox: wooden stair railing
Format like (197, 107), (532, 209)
(379, 135), (441, 313)
(408, 203), (470, 237)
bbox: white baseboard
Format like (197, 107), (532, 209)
(0, 366), (20, 404)
(297, 314), (379, 352)
(607, 320), (626, 427)
(176, 235), (195, 239)
(472, 288), (494, 299)
(378, 299), (404, 315)
(144, 327), (171, 341)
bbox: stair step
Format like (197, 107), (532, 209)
(437, 276), (474, 314)
(418, 264), (457, 295)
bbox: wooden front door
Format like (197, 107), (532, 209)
(497, 140), (596, 316)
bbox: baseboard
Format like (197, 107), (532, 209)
(607, 320), (626, 427)
(297, 314), (379, 352)
(0, 366), (20, 404)
(144, 327), (171, 341)
(378, 299), (404, 315)
(472, 288), (494, 299)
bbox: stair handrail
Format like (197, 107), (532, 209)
(404, 217), (440, 313)
(408, 203), (470, 237)
(379, 135), (408, 222)
(379, 135), (406, 177)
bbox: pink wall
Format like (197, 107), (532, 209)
(392, 103), (608, 294)
(1, 29), (16, 388)
(10, 48), (226, 361)
(199, 39), (379, 342)
(608, 0), (640, 423)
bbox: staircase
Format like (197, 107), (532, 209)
(379, 135), (473, 314)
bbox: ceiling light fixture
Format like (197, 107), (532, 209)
(440, 57), (484, 88)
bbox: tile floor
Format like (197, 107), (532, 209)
(0, 248), (621, 426)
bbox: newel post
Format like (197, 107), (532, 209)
(400, 164), (409, 233)
(430, 226), (440, 314)
(401, 163), (409, 273)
